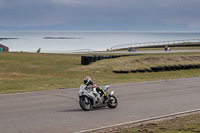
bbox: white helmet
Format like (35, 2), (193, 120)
(84, 76), (91, 85)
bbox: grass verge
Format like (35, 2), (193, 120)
(91, 112), (200, 133)
(126, 113), (200, 133)
(0, 52), (200, 94)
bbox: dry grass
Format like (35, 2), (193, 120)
(73, 53), (200, 71)
(0, 52), (200, 94)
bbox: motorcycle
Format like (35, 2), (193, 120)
(78, 85), (118, 111)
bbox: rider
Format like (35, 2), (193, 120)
(84, 76), (108, 102)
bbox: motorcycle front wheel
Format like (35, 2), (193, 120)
(107, 95), (118, 108)
(79, 96), (93, 111)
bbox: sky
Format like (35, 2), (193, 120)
(0, 0), (200, 31)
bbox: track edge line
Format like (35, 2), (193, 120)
(75, 108), (200, 133)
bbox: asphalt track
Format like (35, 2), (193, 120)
(66, 49), (200, 54)
(0, 77), (200, 133)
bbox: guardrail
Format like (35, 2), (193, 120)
(110, 39), (200, 51)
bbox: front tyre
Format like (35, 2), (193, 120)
(107, 95), (118, 108)
(79, 96), (93, 111)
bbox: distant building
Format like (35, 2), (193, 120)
(0, 44), (9, 52)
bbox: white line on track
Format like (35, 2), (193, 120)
(75, 108), (200, 133)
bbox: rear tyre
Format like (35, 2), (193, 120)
(79, 96), (93, 111)
(107, 95), (118, 108)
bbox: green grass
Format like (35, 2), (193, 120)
(108, 52), (200, 70)
(0, 52), (200, 94)
(115, 113), (200, 133)
(1, 52), (200, 132)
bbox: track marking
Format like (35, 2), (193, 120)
(75, 108), (200, 133)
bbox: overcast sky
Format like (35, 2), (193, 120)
(0, 0), (200, 31)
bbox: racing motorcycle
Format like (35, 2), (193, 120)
(78, 85), (118, 111)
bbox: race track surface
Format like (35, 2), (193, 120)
(67, 49), (200, 54)
(0, 77), (200, 133)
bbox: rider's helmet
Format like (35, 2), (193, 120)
(84, 76), (91, 85)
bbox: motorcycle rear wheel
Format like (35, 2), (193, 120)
(107, 95), (118, 108)
(79, 96), (93, 111)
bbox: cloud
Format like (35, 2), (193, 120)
(0, 0), (65, 26)
(0, 0), (200, 30)
(159, 0), (200, 28)
(0, 0), (5, 6)
(49, 0), (91, 5)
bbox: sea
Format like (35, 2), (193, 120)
(1, 31), (200, 53)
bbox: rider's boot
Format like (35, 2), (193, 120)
(103, 93), (108, 104)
